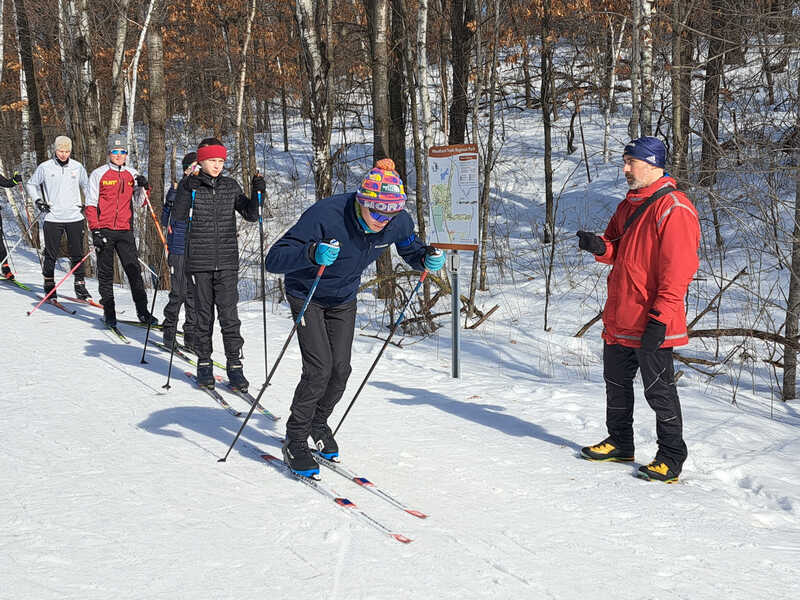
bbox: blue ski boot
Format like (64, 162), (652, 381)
(282, 439), (320, 479)
(311, 424), (339, 462)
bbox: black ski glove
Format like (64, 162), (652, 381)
(251, 174), (266, 194)
(135, 175), (150, 190)
(576, 230), (606, 255)
(35, 199), (51, 213)
(92, 230), (108, 253)
(640, 317), (667, 353)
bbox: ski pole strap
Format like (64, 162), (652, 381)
(257, 191), (262, 224)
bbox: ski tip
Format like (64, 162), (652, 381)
(354, 477), (374, 487)
(392, 534), (413, 544)
(335, 497), (356, 508)
(406, 510), (428, 519)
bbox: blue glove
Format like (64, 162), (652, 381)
(313, 239), (340, 266)
(423, 247), (445, 271)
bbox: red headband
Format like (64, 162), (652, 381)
(196, 145), (227, 162)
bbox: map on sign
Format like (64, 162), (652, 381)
(427, 144), (479, 249)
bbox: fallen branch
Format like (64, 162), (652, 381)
(574, 312), (602, 337)
(688, 328), (800, 351)
(688, 267), (747, 329)
(467, 304), (500, 330)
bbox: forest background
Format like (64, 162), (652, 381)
(1, 0), (800, 401)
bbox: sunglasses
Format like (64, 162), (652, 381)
(368, 208), (395, 223)
(110, 149), (128, 155)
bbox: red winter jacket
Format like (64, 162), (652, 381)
(85, 163), (140, 231)
(595, 176), (700, 348)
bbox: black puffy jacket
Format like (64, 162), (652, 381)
(172, 171), (258, 272)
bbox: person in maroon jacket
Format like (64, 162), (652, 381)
(86, 133), (156, 327)
(577, 136), (700, 483)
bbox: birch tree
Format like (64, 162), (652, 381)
(603, 16), (626, 162)
(234, 0), (258, 187)
(108, 0), (131, 135)
(13, 0), (45, 164)
(295, 0), (334, 200)
(639, 0), (655, 135)
(125, 0), (157, 168)
(628, 0), (641, 139)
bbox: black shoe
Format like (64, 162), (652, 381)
(104, 315), (117, 328)
(226, 359), (249, 393)
(637, 460), (680, 483)
(1, 262), (14, 280)
(197, 360), (214, 388)
(311, 424), (339, 461)
(282, 439), (320, 478)
(43, 276), (56, 299)
(138, 311), (159, 326)
(74, 279), (91, 300)
(580, 437), (634, 462)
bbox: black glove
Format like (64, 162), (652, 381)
(135, 175), (150, 189)
(576, 230), (606, 255)
(251, 174), (266, 194)
(35, 199), (51, 213)
(92, 230), (108, 253)
(640, 317), (667, 353)
(11, 171), (22, 185)
(186, 175), (202, 191)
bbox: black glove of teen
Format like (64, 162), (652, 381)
(251, 174), (266, 194)
(11, 171), (22, 185)
(576, 230), (606, 255)
(92, 230), (108, 253)
(185, 175), (203, 191)
(35, 199), (51, 213)
(135, 175), (150, 189)
(640, 317), (667, 353)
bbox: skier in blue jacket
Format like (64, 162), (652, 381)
(265, 158), (445, 477)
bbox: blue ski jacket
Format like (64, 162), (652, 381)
(161, 179), (188, 255)
(265, 193), (427, 306)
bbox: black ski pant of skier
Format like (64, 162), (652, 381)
(96, 228), (149, 321)
(162, 253), (197, 345)
(0, 213), (8, 266)
(191, 269), (243, 362)
(285, 296), (356, 444)
(42, 220), (86, 279)
(603, 342), (688, 473)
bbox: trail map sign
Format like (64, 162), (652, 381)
(427, 144), (479, 251)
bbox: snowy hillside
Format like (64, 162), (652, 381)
(1, 236), (799, 599)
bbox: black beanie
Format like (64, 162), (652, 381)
(182, 152), (198, 172)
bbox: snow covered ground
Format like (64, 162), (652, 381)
(1, 240), (799, 599)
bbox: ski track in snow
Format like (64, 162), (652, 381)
(3, 237), (800, 596)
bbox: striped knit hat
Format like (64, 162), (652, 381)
(356, 158), (406, 213)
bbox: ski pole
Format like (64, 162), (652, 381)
(139, 253), (168, 364)
(257, 188), (268, 382)
(163, 190), (196, 389)
(333, 268), (431, 437)
(4, 209), (44, 259)
(27, 250), (92, 316)
(143, 188), (168, 259)
(219, 257), (333, 463)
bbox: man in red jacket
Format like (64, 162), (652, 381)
(86, 133), (156, 327)
(577, 136), (700, 483)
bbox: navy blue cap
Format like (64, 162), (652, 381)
(623, 136), (666, 168)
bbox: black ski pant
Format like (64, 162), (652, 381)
(604, 342), (688, 472)
(0, 213), (7, 265)
(286, 295), (356, 443)
(162, 253), (196, 342)
(42, 219), (86, 279)
(96, 228), (149, 320)
(191, 269), (243, 362)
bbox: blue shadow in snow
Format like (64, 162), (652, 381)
(372, 381), (581, 450)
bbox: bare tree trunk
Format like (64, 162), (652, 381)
(628, 0), (641, 139)
(448, 0), (474, 144)
(438, 0), (449, 140)
(295, 0), (334, 200)
(541, 0), (554, 244)
(108, 0), (131, 134)
(389, 0), (407, 180)
(13, 0), (46, 164)
(146, 2), (167, 285)
(639, 0), (655, 135)
(700, 0), (725, 249)
(126, 0), (157, 168)
(671, 0), (691, 183)
(234, 0), (258, 187)
(603, 16), (627, 162)
(783, 70), (800, 401)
